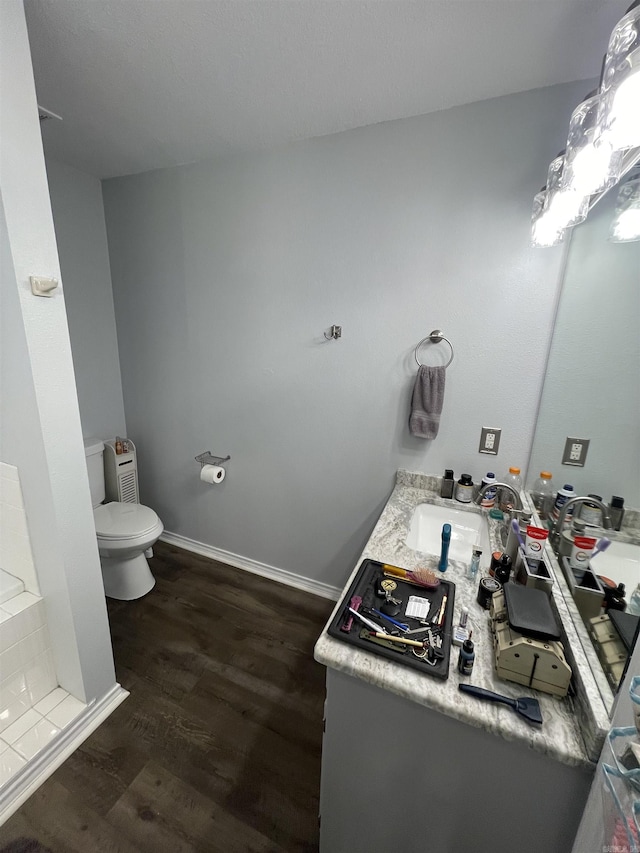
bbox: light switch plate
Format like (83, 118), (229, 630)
(562, 437), (590, 467)
(479, 427), (501, 455)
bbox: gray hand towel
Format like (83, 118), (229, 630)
(409, 365), (446, 439)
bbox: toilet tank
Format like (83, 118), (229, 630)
(83, 438), (106, 508)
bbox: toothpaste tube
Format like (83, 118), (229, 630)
(569, 535), (597, 569)
(524, 525), (549, 559)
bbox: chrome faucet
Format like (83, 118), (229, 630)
(474, 482), (523, 512)
(549, 495), (612, 551)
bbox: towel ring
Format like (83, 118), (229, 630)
(414, 329), (454, 368)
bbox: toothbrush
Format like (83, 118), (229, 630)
(590, 538), (612, 560)
(370, 609), (410, 633)
(348, 607), (388, 634)
(438, 524), (452, 573)
(511, 519), (526, 550)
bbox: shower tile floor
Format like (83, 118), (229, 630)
(0, 688), (86, 786)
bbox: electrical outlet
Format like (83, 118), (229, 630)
(562, 437), (590, 467)
(479, 427), (501, 455)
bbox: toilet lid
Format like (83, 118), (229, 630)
(94, 502), (160, 540)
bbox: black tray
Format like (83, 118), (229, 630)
(327, 559), (455, 679)
(609, 609), (640, 652)
(503, 582), (560, 641)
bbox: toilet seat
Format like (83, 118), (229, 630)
(94, 502), (160, 540)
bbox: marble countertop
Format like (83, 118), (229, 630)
(314, 470), (609, 771)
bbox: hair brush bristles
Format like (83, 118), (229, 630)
(408, 567), (440, 588)
(382, 564), (440, 589)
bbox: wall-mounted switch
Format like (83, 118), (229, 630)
(479, 427), (501, 455)
(562, 437), (590, 467)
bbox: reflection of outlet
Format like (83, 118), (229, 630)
(479, 427), (501, 455)
(562, 437), (590, 467)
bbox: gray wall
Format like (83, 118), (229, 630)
(46, 158), (127, 441)
(103, 81), (587, 589)
(528, 188), (640, 506)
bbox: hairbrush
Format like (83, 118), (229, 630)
(382, 563), (440, 589)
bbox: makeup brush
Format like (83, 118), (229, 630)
(382, 564), (440, 589)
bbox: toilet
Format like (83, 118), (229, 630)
(83, 438), (163, 600)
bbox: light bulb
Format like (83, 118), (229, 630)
(567, 139), (618, 194)
(562, 94), (621, 195)
(531, 217), (565, 247)
(531, 190), (566, 247)
(546, 189), (588, 229)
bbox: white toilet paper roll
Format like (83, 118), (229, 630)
(200, 464), (226, 484)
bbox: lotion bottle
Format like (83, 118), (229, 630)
(479, 473), (497, 508)
(552, 484), (576, 520)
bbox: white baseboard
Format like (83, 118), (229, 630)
(0, 683), (128, 825)
(160, 531), (341, 601)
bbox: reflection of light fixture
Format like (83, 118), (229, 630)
(531, 190), (566, 247)
(544, 155), (588, 229)
(562, 94), (622, 194)
(610, 176), (640, 241)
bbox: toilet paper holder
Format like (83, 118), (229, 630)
(195, 452), (230, 468)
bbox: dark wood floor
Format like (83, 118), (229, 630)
(0, 542), (334, 852)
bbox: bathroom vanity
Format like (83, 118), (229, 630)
(314, 471), (610, 853)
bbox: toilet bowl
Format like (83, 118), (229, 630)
(84, 438), (163, 601)
(94, 502), (164, 600)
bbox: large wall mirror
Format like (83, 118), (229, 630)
(527, 183), (639, 713)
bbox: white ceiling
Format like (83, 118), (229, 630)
(24, 0), (629, 180)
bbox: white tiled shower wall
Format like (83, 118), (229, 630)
(0, 462), (39, 594)
(0, 593), (57, 734)
(0, 463), (56, 735)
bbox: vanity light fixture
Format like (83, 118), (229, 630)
(609, 174), (640, 241)
(597, 3), (640, 152)
(531, 190), (566, 248)
(543, 154), (588, 231)
(561, 93), (622, 196)
(532, 1), (640, 247)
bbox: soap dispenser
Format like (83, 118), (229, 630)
(608, 496), (625, 531)
(441, 469), (455, 499)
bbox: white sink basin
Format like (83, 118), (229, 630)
(405, 503), (491, 565)
(591, 539), (640, 591)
